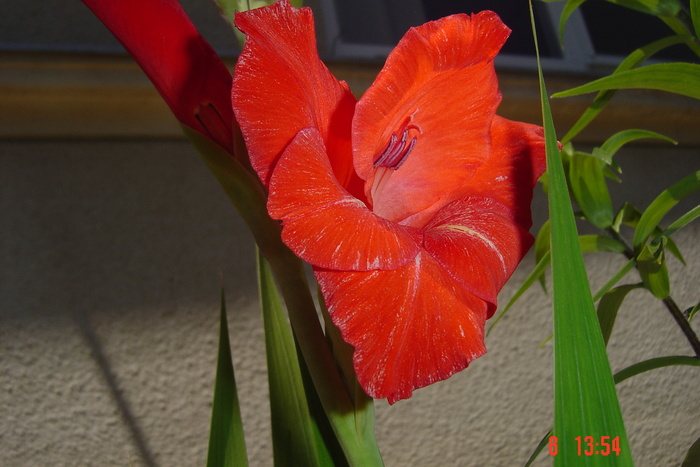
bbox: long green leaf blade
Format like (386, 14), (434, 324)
(207, 292), (248, 467)
(531, 2), (633, 465)
(553, 63), (700, 100)
(526, 355), (699, 464)
(257, 250), (330, 467)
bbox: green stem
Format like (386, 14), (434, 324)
(662, 297), (700, 357)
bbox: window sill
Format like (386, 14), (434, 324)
(2, 54), (699, 146)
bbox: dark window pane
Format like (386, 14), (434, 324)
(334, 0), (560, 57)
(580, 1), (697, 62)
(422, 0), (559, 57)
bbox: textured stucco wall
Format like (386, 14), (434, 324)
(1, 140), (698, 466)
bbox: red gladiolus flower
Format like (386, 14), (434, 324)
(233, 0), (546, 403)
(81, 0), (234, 153)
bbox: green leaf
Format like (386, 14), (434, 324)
(257, 250), (332, 467)
(318, 292), (377, 456)
(597, 284), (643, 345)
(633, 170), (700, 248)
(524, 430), (554, 467)
(637, 240), (671, 299)
(534, 221), (552, 291)
(682, 436), (700, 467)
(692, 0), (700, 38)
(526, 355), (699, 464)
(553, 63), (700, 100)
(592, 129), (676, 165)
(489, 234), (625, 336)
(569, 152), (614, 228)
(613, 355), (700, 383)
(531, 2), (633, 464)
(182, 96), (382, 467)
(659, 204), (700, 239)
(593, 258), (637, 302)
(579, 235), (627, 253)
(688, 302), (700, 321)
(612, 202), (642, 233)
(558, 0), (588, 43)
(207, 291), (248, 467)
(259, 252), (384, 467)
(561, 35), (689, 143)
(605, 0), (681, 17)
(487, 251), (551, 336)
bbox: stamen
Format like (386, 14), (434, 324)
(373, 113), (421, 170)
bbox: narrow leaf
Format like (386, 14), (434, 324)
(553, 63), (700, 100)
(658, 204), (700, 239)
(487, 251), (551, 335)
(604, 0), (682, 17)
(613, 202), (642, 233)
(692, 0), (700, 38)
(318, 292), (376, 448)
(637, 240), (671, 299)
(558, 0), (587, 43)
(207, 291), (248, 467)
(526, 354), (699, 464)
(257, 250), (329, 467)
(633, 170), (700, 248)
(531, 2), (633, 464)
(579, 235), (627, 253)
(597, 284), (643, 345)
(561, 35), (690, 143)
(569, 153), (614, 228)
(613, 355), (700, 383)
(535, 221), (552, 291)
(489, 235), (624, 336)
(688, 302), (700, 321)
(593, 129), (676, 165)
(524, 430), (554, 467)
(682, 436), (700, 467)
(593, 258), (637, 302)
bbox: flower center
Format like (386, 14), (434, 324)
(370, 113), (422, 205)
(373, 117), (422, 169)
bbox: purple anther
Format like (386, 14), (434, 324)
(374, 129), (418, 169)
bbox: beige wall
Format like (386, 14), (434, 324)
(2, 140), (699, 466)
(1, 55), (699, 466)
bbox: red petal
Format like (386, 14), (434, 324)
(458, 116), (546, 230)
(81, 0), (233, 152)
(268, 128), (420, 271)
(232, 0), (357, 188)
(423, 196), (534, 314)
(316, 252), (488, 404)
(353, 11), (510, 225)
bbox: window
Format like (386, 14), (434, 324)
(315, 0), (695, 74)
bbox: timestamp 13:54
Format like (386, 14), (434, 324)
(548, 435), (622, 456)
